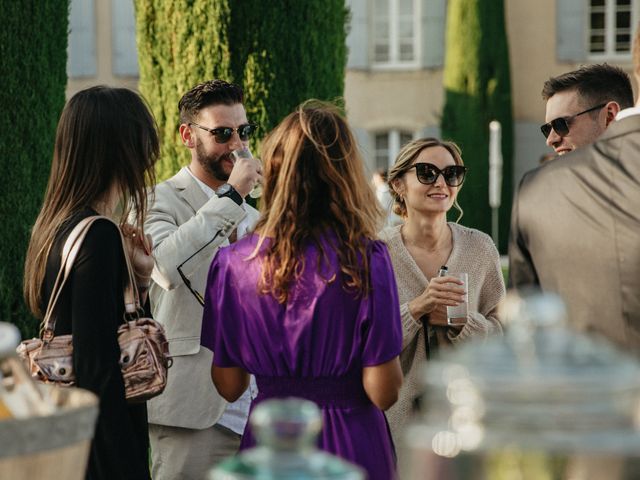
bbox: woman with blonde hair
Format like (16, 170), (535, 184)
(379, 137), (505, 443)
(200, 101), (403, 479)
(23, 86), (159, 479)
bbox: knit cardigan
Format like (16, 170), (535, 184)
(379, 223), (505, 443)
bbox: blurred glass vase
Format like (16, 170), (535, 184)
(208, 398), (364, 479)
(403, 291), (640, 480)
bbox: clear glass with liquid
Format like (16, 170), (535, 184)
(231, 147), (262, 199)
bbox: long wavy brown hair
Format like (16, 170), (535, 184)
(24, 86), (159, 317)
(252, 100), (383, 303)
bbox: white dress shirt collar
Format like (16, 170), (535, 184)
(615, 106), (640, 121)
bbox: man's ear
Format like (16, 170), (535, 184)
(605, 101), (621, 126)
(179, 124), (195, 148)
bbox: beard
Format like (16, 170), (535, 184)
(195, 141), (232, 182)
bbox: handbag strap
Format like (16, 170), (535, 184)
(41, 216), (142, 340)
(41, 217), (99, 339)
(62, 216), (141, 314)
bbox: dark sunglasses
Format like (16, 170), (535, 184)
(189, 122), (257, 144)
(540, 103), (606, 139)
(408, 162), (468, 187)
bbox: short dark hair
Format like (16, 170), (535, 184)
(178, 80), (244, 124)
(541, 64), (634, 110)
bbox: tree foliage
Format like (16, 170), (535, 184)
(440, 0), (513, 251)
(135, 0), (349, 181)
(0, 1), (69, 338)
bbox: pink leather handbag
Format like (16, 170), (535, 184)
(17, 216), (172, 403)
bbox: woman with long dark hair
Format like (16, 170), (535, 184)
(23, 86), (159, 479)
(200, 101), (403, 479)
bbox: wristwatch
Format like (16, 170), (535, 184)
(215, 183), (243, 206)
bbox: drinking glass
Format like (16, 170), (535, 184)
(231, 146), (262, 199)
(447, 272), (468, 326)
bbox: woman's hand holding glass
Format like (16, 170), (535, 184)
(408, 275), (466, 326)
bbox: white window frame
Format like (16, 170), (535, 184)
(371, 0), (421, 70)
(374, 130), (414, 170)
(588, 0), (639, 60)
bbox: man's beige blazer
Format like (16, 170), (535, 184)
(509, 115), (640, 350)
(145, 167), (259, 428)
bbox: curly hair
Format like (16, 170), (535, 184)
(251, 100), (383, 303)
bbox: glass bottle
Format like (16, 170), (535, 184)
(209, 398), (364, 479)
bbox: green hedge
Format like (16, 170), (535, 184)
(135, 0), (348, 181)
(441, 0), (513, 252)
(0, 1), (69, 339)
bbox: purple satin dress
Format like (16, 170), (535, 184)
(201, 233), (403, 480)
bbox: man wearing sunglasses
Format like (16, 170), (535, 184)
(540, 63), (633, 155)
(143, 80), (261, 480)
(509, 28), (640, 353)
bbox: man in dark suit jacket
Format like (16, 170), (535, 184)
(508, 28), (640, 350)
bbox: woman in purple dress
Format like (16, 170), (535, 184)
(200, 101), (403, 479)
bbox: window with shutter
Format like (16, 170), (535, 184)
(589, 0), (638, 59)
(374, 130), (414, 169)
(67, 0), (97, 78)
(374, 133), (390, 170)
(112, 0), (139, 77)
(372, 0), (420, 68)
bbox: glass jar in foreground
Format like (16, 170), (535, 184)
(402, 291), (640, 480)
(209, 397), (364, 480)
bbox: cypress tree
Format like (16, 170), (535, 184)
(135, 1), (233, 180)
(228, 1), (348, 133)
(135, 0), (348, 181)
(440, 0), (513, 252)
(0, 1), (69, 338)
